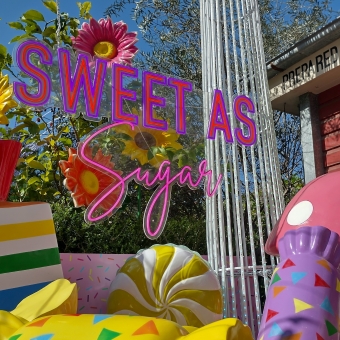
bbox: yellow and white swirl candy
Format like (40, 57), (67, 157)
(107, 244), (223, 327)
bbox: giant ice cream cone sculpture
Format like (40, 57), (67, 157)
(258, 226), (340, 340)
(0, 140), (21, 201)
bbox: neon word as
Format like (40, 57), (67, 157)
(207, 91), (257, 146)
(13, 40), (257, 146)
(79, 122), (223, 239)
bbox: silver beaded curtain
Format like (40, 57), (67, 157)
(200, 0), (285, 335)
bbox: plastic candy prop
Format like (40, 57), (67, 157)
(0, 140), (21, 201)
(107, 244), (223, 327)
(258, 226), (340, 340)
(266, 171), (340, 255)
(0, 140), (64, 311)
(7, 315), (253, 340)
(0, 201), (64, 311)
(11, 279), (77, 322)
(0, 279), (77, 340)
(0, 310), (25, 340)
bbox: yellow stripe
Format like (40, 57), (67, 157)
(118, 258), (159, 309)
(0, 220), (56, 242)
(172, 305), (204, 328)
(107, 290), (161, 317)
(168, 289), (223, 313)
(152, 245), (175, 303)
(164, 255), (208, 299)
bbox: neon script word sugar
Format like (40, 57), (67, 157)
(13, 40), (257, 146)
(79, 122), (223, 239)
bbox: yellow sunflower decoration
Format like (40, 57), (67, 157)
(115, 109), (182, 167)
(0, 73), (18, 125)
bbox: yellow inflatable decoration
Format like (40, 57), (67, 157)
(0, 277), (253, 340)
(108, 244), (223, 327)
(0, 310), (26, 340)
(11, 279), (77, 322)
(7, 314), (253, 340)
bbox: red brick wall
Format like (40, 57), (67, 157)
(318, 84), (340, 173)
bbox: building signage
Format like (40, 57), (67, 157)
(269, 39), (340, 114)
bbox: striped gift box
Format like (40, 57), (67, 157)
(0, 202), (64, 311)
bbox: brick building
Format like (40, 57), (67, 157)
(267, 17), (340, 183)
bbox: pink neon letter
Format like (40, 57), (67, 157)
(168, 77), (192, 134)
(58, 48), (107, 119)
(78, 122), (223, 240)
(14, 41), (52, 106)
(233, 95), (257, 146)
(207, 89), (233, 143)
(112, 64), (138, 125)
(142, 71), (168, 131)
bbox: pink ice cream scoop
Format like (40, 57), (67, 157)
(266, 172), (340, 256)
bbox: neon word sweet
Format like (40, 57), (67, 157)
(13, 40), (257, 146)
(79, 122), (223, 239)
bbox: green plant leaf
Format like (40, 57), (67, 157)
(0, 44), (6, 56)
(17, 157), (25, 165)
(10, 123), (28, 134)
(79, 1), (91, 16)
(69, 18), (80, 28)
(28, 160), (45, 170)
(25, 23), (42, 34)
(23, 10), (45, 22)
(28, 176), (40, 185)
(26, 155), (36, 163)
(43, 1), (57, 14)
(147, 149), (153, 160)
(8, 22), (25, 30)
(42, 26), (56, 37)
(83, 2), (92, 12)
(9, 34), (30, 43)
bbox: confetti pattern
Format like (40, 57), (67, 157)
(258, 226), (340, 340)
(60, 253), (257, 324)
(60, 253), (132, 314)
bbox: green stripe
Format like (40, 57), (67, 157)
(0, 248), (60, 274)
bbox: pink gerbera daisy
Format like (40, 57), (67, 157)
(71, 18), (138, 66)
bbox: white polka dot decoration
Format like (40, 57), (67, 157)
(287, 200), (314, 226)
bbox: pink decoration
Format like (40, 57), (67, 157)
(59, 253), (257, 333)
(71, 18), (138, 67)
(0, 140), (21, 201)
(78, 121), (222, 239)
(266, 171), (340, 255)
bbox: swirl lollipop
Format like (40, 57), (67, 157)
(107, 244), (223, 327)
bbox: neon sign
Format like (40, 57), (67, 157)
(13, 39), (258, 239)
(79, 122), (222, 239)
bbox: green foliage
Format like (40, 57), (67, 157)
(7, 1), (92, 47)
(23, 10), (45, 22)
(3, 2), (97, 203)
(77, 2), (92, 19)
(0, 44), (12, 72)
(43, 1), (58, 14)
(53, 191), (207, 254)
